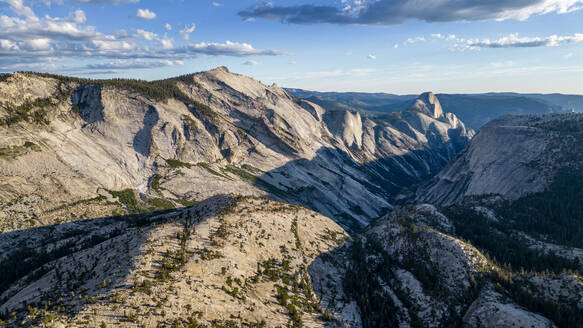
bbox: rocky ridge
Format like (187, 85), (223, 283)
(0, 68), (473, 232)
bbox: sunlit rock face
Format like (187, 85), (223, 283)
(0, 68), (473, 231)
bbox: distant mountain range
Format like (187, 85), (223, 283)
(287, 88), (583, 129)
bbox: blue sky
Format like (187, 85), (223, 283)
(0, 0), (582, 94)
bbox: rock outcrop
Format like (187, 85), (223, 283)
(332, 205), (582, 328)
(410, 92), (444, 118)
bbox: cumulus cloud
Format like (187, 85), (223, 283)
(164, 23), (172, 31)
(239, 0), (583, 25)
(135, 29), (156, 41)
(136, 8), (156, 20)
(1, 0), (37, 19)
(455, 33), (583, 50)
(179, 23), (196, 40)
(134, 29), (175, 50)
(159, 37), (173, 50)
(0, 2), (287, 71)
(367, 54), (376, 59)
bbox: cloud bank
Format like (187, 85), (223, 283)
(0, 0), (287, 72)
(239, 0), (583, 25)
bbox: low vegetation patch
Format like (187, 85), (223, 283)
(148, 198), (175, 211)
(0, 98), (52, 126)
(0, 141), (41, 159)
(224, 165), (285, 197)
(150, 174), (162, 192)
(198, 162), (231, 180)
(166, 158), (192, 169)
(108, 189), (139, 213)
(47, 195), (107, 213)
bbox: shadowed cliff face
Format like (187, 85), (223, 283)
(71, 84), (104, 125)
(252, 144), (471, 231)
(0, 68), (473, 232)
(133, 105), (160, 157)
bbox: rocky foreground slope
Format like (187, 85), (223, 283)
(0, 196), (350, 327)
(2, 197), (581, 327)
(0, 68), (472, 232)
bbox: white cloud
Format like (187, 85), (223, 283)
(23, 38), (52, 50)
(136, 29), (156, 41)
(164, 23), (172, 31)
(564, 52), (574, 59)
(179, 23), (196, 40)
(0, 1), (288, 71)
(159, 37), (173, 50)
(405, 36), (425, 44)
(242, 60), (259, 66)
(71, 9), (86, 24)
(180, 41), (288, 57)
(0, 39), (19, 51)
(136, 8), (156, 20)
(455, 33), (583, 50)
(135, 29), (174, 50)
(212, 2), (223, 7)
(367, 54), (376, 59)
(1, 0), (38, 20)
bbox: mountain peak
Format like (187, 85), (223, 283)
(410, 91), (444, 118)
(209, 66), (231, 74)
